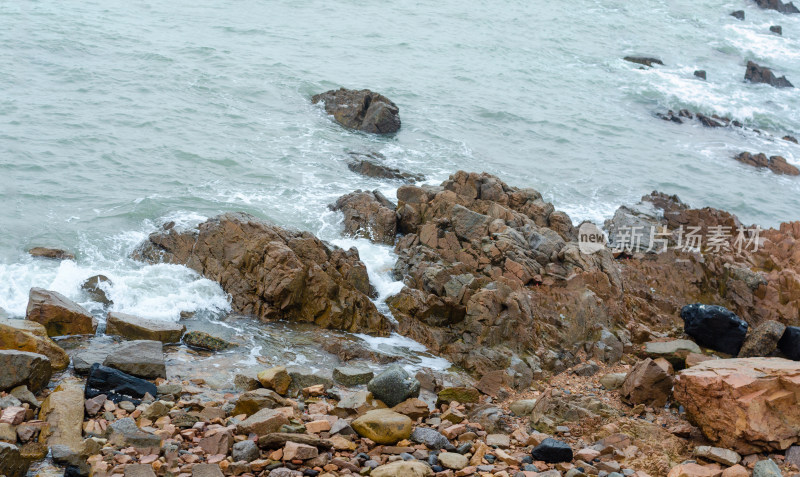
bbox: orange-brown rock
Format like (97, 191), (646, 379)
(331, 190), (397, 245)
(734, 152), (800, 176)
(620, 358), (673, 407)
(25, 288), (97, 337)
(674, 357), (800, 453)
(0, 318), (69, 370)
(133, 213), (391, 335)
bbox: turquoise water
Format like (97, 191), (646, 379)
(2, 0), (800, 320)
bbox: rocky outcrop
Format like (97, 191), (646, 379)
(0, 350), (51, 392)
(674, 358), (800, 453)
(311, 88), (401, 134)
(624, 57), (664, 67)
(133, 213), (391, 336)
(25, 288), (97, 337)
(346, 152), (424, 182)
(734, 152), (800, 176)
(753, 0), (800, 13)
(385, 172), (623, 379)
(745, 61), (794, 88)
(331, 190), (397, 245)
(105, 312), (185, 343)
(0, 318), (69, 370)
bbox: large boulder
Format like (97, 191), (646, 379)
(351, 409), (412, 444)
(39, 382), (84, 450)
(332, 190), (397, 245)
(25, 288), (97, 337)
(105, 312), (184, 343)
(674, 357), (800, 453)
(681, 304), (748, 355)
(620, 358), (673, 407)
(0, 350), (52, 392)
(103, 340), (166, 379)
(311, 88), (401, 134)
(745, 61), (793, 88)
(85, 364), (158, 404)
(367, 365), (421, 407)
(0, 318), (69, 370)
(133, 213), (390, 336)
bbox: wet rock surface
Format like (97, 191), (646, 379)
(331, 190), (397, 245)
(745, 61), (794, 88)
(734, 152), (800, 176)
(25, 288), (97, 337)
(311, 88), (401, 134)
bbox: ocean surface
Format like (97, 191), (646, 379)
(2, 0), (800, 343)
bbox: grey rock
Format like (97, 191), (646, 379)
(410, 427), (451, 450)
(124, 464), (157, 477)
(108, 418), (162, 451)
(693, 446), (741, 466)
(192, 464), (225, 477)
(753, 459), (781, 477)
(0, 350), (52, 392)
(232, 439), (260, 462)
(103, 340), (166, 379)
(509, 399), (538, 416)
(333, 366), (375, 386)
(599, 373), (627, 390)
(367, 365), (421, 407)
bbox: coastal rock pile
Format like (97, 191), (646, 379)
(311, 88), (401, 134)
(734, 151), (800, 176)
(133, 212), (391, 336)
(745, 61), (794, 88)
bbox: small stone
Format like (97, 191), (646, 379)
(693, 446), (741, 466)
(282, 441), (318, 461)
(257, 366), (291, 395)
(438, 451), (469, 470)
(232, 440), (260, 462)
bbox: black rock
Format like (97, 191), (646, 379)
(64, 465), (85, 477)
(731, 10), (745, 19)
(680, 304), (749, 355)
(456, 442), (472, 454)
(694, 70), (707, 80)
(623, 56), (664, 67)
(771, 25), (783, 35)
(85, 363), (157, 404)
(745, 61), (794, 88)
(778, 326), (800, 360)
(530, 438), (573, 463)
(697, 113), (725, 128)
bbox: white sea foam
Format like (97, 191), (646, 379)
(354, 332), (452, 371)
(330, 237), (405, 314)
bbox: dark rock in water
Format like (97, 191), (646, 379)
(734, 152), (800, 176)
(696, 113), (725, 128)
(103, 340), (166, 379)
(28, 247), (74, 261)
(694, 70), (707, 80)
(347, 152), (424, 182)
(331, 190), (397, 245)
(778, 326), (800, 360)
(731, 10), (745, 19)
(367, 365), (421, 407)
(183, 331), (235, 351)
(783, 135), (798, 144)
(754, 0), (800, 14)
(623, 56), (664, 67)
(739, 320), (786, 357)
(63, 465), (83, 477)
(81, 275), (113, 306)
(771, 25), (783, 35)
(0, 350), (52, 392)
(680, 304), (749, 355)
(530, 438), (573, 463)
(85, 363), (157, 404)
(133, 212), (391, 336)
(657, 110), (683, 124)
(745, 61), (794, 88)
(311, 88), (401, 134)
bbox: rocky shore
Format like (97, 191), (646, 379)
(4, 168), (800, 477)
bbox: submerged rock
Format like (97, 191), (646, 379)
(680, 304), (748, 355)
(623, 56), (664, 67)
(133, 212), (391, 336)
(745, 61), (794, 88)
(312, 88), (401, 134)
(183, 331), (234, 351)
(346, 152), (424, 182)
(694, 70), (707, 80)
(734, 152), (800, 176)
(731, 10), (745, 19)
(771, 25), (783, 35)
(28, 247), (74, 260)
(25, 288), (97, 337)
(81, 275), (112, 306)
(332, 190), (397, 245)
(674, 357), (800, 453)
(753, 0), (800, 14)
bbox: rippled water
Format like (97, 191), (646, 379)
(2, 0), (800, 328)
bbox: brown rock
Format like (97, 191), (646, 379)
(391, 398), (430, 420)
(331, 190), (397, 245)
(738, 320), (786, 357)
(25, 288), (97, 337)
(620, 358), (673, 407)
(0, 318), (69, 370)
(667, 463), (722, 477)
(282, 441), (318, 461)
(199, 429), (233, 455)
(257, 366), (291, 395)
(133, 213), (390, 335)
(346, 152), (424, 182)
(734, 152), (800, 175)
(475, 370), (511, 397)
(28, 247), (74, 260)
(311, 88), (401, 134)
(674, 357), (800, 453)
(105, 312), (185, 343)
(0, 350), (52, 392)
(351, 409), (412, 444)
(38, 382), (84, 450)
(235, 408), (290, 436)
(232, 388), (291, 417)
